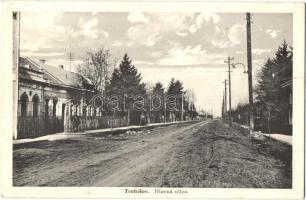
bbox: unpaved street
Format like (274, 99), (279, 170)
(13, 119), (291, 188)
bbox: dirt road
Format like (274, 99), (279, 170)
(13, 119), (291, 188)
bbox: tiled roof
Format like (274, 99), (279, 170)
(19, 57), (93, 90)
(42, 63), (83, 87)
(19, 57), (41, 72)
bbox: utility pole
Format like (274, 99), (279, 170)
(224, 56), (234, 112)
(13, 12), (20, 139)
(181, 93), (184, 121)
(223, 79), (227, 113)
(246, 13), (254, 142)
(67, 34), (74, 72)
(224, 57), (234, 125)
(164, 94), (167, 123)
(221, 92), (224, 117)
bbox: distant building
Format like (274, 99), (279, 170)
(280, 79), (292, 126)
(17, 57), (96, 139)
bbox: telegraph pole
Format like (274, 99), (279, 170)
(224, 57), (233, 125)
(181, 93), (184, 121)
(246, 13), (254, 142)
(223, 79), (227, 113)
(164, 94), (167, 123)
(13, 12), (20, 139)
(67, 34), (74, 72)
(222, 91), (225, 117)
(225, 57), (234, 112)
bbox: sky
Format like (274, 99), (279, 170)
(20, 12), (292, 117)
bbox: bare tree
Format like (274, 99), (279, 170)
(186, 88), (196, 105)
(145, 81), (154, 94)
(78, 48), (116, 94)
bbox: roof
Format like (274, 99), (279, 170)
(19, 57), (93, 91)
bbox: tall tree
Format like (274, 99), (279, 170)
(255, 42), (292, 107)
(106, 68), (122, 95)
(77, 48), (115, 93)
(166, 78), (185, 119)
(106, 53), (146, 96)
(153, 82), (164, 95)
(106, 53), (146, 124)
(254, 41), (292, 131)
(167, 78), (184, 95)
(151, 82), (165, 122)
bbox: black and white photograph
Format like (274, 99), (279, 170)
(0, 1), (304, 199)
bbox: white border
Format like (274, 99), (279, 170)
(0, 1), (304, 199)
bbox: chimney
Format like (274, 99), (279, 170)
(39, 59), (46, 64)
(59, 65), (64, 69)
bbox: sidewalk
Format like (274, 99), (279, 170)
(233, 122), (292, 146)
(84, 120), (193, 134)
(13, 120), (196, 145)
(263, 133), (292, 146)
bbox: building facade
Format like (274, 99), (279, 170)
(17, 57), (97, 139)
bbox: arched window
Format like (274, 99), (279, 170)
(53, 99), (58, 116)
(93, 107), (96, 116)
(75, 105), (79, 116)
(32, 94), (40, 117)
(83, 106), (87, 116)
(45, 99), (49, 117)
(20, 93), (29, 117)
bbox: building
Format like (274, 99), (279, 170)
(17, 57), (96, 139)
(280, 79), (292, 128)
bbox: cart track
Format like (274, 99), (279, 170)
(13, 119), (291, 188)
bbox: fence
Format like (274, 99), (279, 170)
(17, 116), (63, 139)
(64, 116), (128, 132)
(17, 115), (128, 139)
(232, 109), (292, 135)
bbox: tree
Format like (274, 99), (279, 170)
(167, 78), (184, 95)
(106, 68), (122, 95)
(166, 78), (185, 120)
(145, 81), (154, 94)
(254, 41), (292, 132)
(184, 89), (198, 120)
(151, 82), (165, 122)
(105, 53), (146, 124)
(153, 82), (164, 95)
(77, 48), (115, 93)
(106, 53), (146, 95)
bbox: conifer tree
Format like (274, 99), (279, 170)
(254, 41), (292, 131)
(105, 53), (146, 124)
(152, 82), (165, 122)
(106, 53), (146, 96)
(166, 78), (185, 119)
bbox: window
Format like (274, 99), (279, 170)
(75, 105), (78, 116)
(53, 99), (58, 116)
(32, 94), (39, 117)
(20, 93), (28, 117)
(83, 106), (87, 116)
(45, 99), (49, 117)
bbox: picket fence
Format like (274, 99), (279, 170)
(17, 115), (128, 139)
